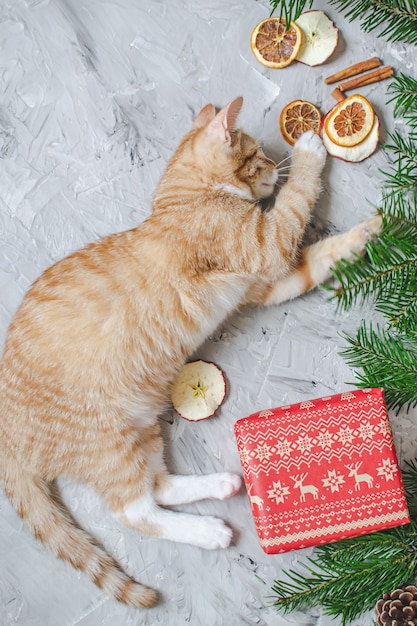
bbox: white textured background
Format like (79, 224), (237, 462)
(0, 1), (416, 625)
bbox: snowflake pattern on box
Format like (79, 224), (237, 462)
(234, 388), (410, 554)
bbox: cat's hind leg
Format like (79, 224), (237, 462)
(98, 423), (239, 549)
(154, 472), (241, 506)
(115, 490), (235, 549)
(137, 421), (241, 505)
(263, 214), (382, 306)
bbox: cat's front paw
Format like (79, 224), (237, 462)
(197, 516), (234, 550)
(360, 214), (383, 241)
(344, 214), (383, 259)
(208, 472), (242, 500)
(295, 130), (327, 166)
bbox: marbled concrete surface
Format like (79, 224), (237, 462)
(0, 1), (416, 624)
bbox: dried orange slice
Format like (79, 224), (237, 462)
(279, 100), (322, 145)
(323, 94), (375, 148)
(322, 114), (380, 162)
(251, 17), (302, 69)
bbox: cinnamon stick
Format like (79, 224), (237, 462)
(339, 66), (394, 91)
(324, 57), (382, 85)
(331, 87), (346, 102)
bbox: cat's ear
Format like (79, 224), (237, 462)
(205, 97), (243, 143)
(192, 104), (216, 130)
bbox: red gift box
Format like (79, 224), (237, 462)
(234, 388), (410, 554)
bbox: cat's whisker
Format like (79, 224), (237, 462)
(275, 155), (293, 168)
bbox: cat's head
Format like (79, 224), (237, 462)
(173, 97), (278, 201)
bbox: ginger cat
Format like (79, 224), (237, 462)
(0, 97), (380, 609)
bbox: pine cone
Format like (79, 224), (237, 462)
(375, 586), (417, 626)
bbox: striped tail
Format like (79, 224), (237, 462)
(2, 470), (158, 608)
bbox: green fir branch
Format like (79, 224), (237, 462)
(381, 193), (417, 237)
(341, 322), (417, 412)
(387, 73), (417, 117)
(272, 5), (417, 625)
(268, 0), (313, 26)
(407, 116), (417, 136)
(373, 196), (417, 332)
(329, 226), (417, 312)
(328, 70), (417, 414)
(328, 250), (381, 310)
(272, 523), (417, 625)
(329, 195), (417, 332)
(382, 132), (417, 201)
(376, 288), (417, 334)
(328, 0), (417, 45)
(365, 231), (417, 299)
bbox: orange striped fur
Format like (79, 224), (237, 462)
(0, 97), (381, 608)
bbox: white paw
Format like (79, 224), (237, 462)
(197, 516), (234, 550)
(208, 473), (242, 500)
(295, 130), (326, 164)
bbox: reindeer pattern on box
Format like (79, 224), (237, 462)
(234, 388), (410, 553)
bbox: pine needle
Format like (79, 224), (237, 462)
(272, 524), (417, 625)
(329, 226), (417, 313)
(341, 322), (417, 413)
(328, 0), (417, 46)
(376, 289), (417, 334)
(382, 132), (417, 201)
(268, 0), (313, 26)
(387, 73), (417, 117)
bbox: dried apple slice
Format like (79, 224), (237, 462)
(280, 100), (322, 145)
(250, 17), (302, 69)
(321, 112), (380, 162)
(171, 360), (226, 421)
(295, 11), (339, 66)
(323, 94), (375, 148)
